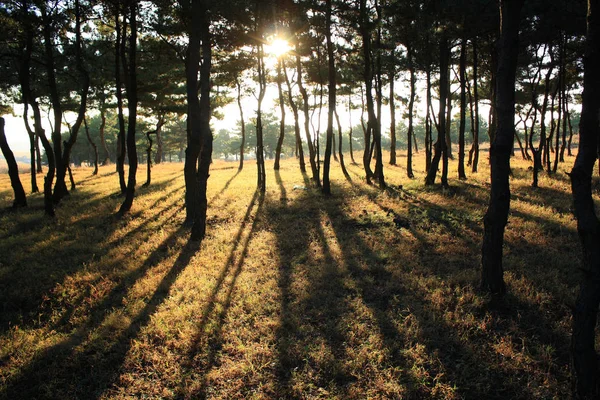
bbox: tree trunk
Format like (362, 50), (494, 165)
(348, 92), (356, 164)
(360, 0), (384, 188)
(481, 0), (524, 295)
(118, 2), (138, 215)
(389, 71), (396, 166)
(274, 59), (286, 170)
(425, 68), (433, 172)
(425, 34), (450, 188)
(472, 38), (480, 173)
(570, 0), (600, 397)
(296, 47), (319, 186)
(115, 6), (127, 193)
(22, 103), (38, 193)
(154, 114), (164, 165)
(144, 130), (154, 187)
(99, 107), (110, 165)
(0, 118), (27, 208)
(335, 110), (350, 179)
(184, 0), (213, 241)
(256, 40), (267, 193)
(83, 116), (99, 175)
(283, 61), (305, 173)
(407, 45), (416, 179)
(322, 0), (335, 194)
(236, 79), (246, 171)
(458, 36), (467, 180)
(51, 0), (89, 203)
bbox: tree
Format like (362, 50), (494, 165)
(322, 0), (335, 195)
(0, 117), (27, 207)
(481, 0), (524, 295)
(569, 0), (600, 397)
(184, 0), (213, 241)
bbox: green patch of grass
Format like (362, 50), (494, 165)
(0, 152), (588, 399)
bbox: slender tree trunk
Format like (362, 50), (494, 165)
(83, 116), (98, 175)
(283, 61), (305, 173)
(154, 114), (164, 165)
(458, 37), (467, 180)
(236, 79), (246, 171)
(296, 46), (319, 185)
(348, 92), (356, 164)
(22, 103), (38, 193)
(472, 39), (480, 172)
(425, 34), (450, 187)
(118, 2), (138, 215)
(570, 1), (600, 398)
(144, 130), (154, 187)
(0, 118), (27, 207)
(481, 0), (524, 295)
(256, 36), (267, 193)
(323, 0), (335, 196)
(335, 109), (350, 179)
(425, 68), (433, 172)
(360, 0), (384, 188)
(274, 59), (286, 171)
(115, 6), (127, 193)
(389, 71), (396, 165)
(407, 45), (416, 179)
(99, 107), (110, 165)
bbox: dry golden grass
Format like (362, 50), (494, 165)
(0, 150), (591, 399)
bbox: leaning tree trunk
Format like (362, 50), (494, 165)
(334, 109), (350, 179)
(0, 118), (27, 207)
(570, 0), (600, 397)
(481, 0), (524, 295)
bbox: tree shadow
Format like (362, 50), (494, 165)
(1, 224), (197, 399)
(177, 190), (264, 398)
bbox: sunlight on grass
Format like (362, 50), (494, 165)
(0, 151), (591, 399)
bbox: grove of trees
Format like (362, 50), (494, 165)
(1, 0), (599, 396)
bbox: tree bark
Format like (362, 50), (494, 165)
(236, 79), (246, 171)
(22, 103), (38, 193)
(274, 59), (286, 170)
(570, 0), (600, 397)
(407, 45), (416, 179)
(425, 34), (450, 188)
(83, 116), (98, 175)
(118, 1), (138, 215)
(282, 61), (305, 173)
(322, 0), (335, 194)
(481, 0), (524, 295)
(115, 5), (127, 193)
(184, 0), (213, 241)
(389, 71), (396, 166)
(458, 36), (468, 180)
(0, 118), (27, 208)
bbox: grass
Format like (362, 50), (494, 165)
(0, 150), (592, 399)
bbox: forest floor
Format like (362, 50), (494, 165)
(0, 151), (589, 399)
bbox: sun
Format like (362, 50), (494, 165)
(265, 38), (291, 58)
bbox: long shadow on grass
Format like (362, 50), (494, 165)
(0, 182), (187, 334)
(1, 224), (196, 399)
(271, 194), (356, 398)
(178, 190), (263, 398)
(209, 169), (240, 204)
(356, 182), (572, 397)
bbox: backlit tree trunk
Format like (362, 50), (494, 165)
(570, 0), (600, 397)
(0, 118), (27, 208)
(481, 0), (524, 295)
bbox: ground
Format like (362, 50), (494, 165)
(0, 151), (590, 399)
